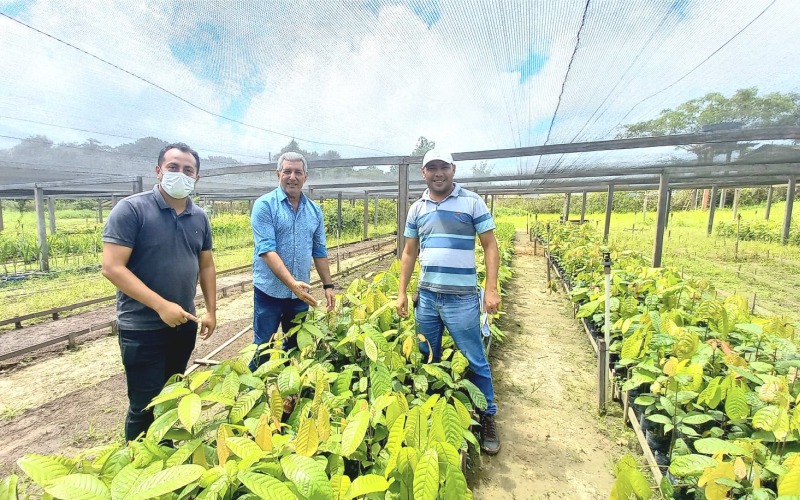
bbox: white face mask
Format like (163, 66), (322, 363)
(160, 171), (196, 199)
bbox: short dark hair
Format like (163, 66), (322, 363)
(158, 142), (200, 171)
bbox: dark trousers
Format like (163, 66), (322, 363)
(249, 287), (308, 371)
(118, 322), (197, 441)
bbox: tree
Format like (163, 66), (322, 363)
(472, 160), (493, 177)
(411, 136), (436, 156)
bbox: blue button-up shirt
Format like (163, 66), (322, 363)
(251, 187), (328, 298)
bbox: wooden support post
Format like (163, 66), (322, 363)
(653, 172), (670, 268)
(133, 176), (143, 193)
(562, 193), (571, 222)
(692, 189), (699, 210)
(665, 189), (672, 228)
(707, 185), (718, 235)
(374, 195), (379, 228)
(97, 198), (103, 224)
(337, 192), (343, 238)
(34, 186), (49, 271)
(0, 199), (3, 232)
(47, 197), (56, 234)
(732, 188), (741, 221)
(719, 188), (726, 209)
(642, 192), (648, 221)
(603, 184), (614, 243)
(363, 191), (369, 240)
(701, 188), (710, 210)
(490, 194), (495, 217)
(765, 185), (774, 220)
(397, 164), (410, 258)
(350, 198), (356, 207)
(580, 191), (587, 223)
(111, 195), (119, 207)
(782, 177), (796, 245)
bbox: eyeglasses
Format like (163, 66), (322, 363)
(280, 169), (306, 178)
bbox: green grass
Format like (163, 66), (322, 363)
(496, 201), (800, 322)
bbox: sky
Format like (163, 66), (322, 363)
(0, 0), (798, 181)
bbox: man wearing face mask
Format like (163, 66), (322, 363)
(102, 142), (217, 441)
(249, 151), (335, 370)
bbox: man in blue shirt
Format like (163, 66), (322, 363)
(396, 149), (502, 455)
(249, 151), (335, 369)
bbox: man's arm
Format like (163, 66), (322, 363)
(478, 230), (501, 315)
(313, 257), (335, 312)
(396, 237), (419, 318)
(262, 252), (318, 307)
(101, 243), (197, 327)
(198, 249), (217, 339)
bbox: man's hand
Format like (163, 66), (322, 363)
(484, 288), (501, 315)
(156, 301), (199, 328)
(324, 288), (336, 312)
(199, 312), (216, 339)
(291, 281), (318, 307)
(396, 293), (409, 318)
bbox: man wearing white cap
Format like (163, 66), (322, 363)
(397, 149), (502, 455)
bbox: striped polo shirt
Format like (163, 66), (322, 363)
(404, 183), (496, 294)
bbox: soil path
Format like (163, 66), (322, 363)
(470, 234), (631, 499)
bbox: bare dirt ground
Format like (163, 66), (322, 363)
(470, 235), (634, 499)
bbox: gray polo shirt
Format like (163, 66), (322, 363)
(102, 185), (213, 330)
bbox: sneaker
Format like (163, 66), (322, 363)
(480, 414), (501, 455)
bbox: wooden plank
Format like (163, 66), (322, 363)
(652, 173), (670, 267)
(0, 320), (115, 362)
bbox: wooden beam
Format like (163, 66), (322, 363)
(707, 185), (718, 236)
(34, 186), (49, 271)
(603, 184), (614, 242)
(719, 188), (726, 209)
(782, 177), (796, 245)
(0, 199), (3, 231)
(765, 186), (774, 220)
(397, 164), (410, 258)
(580, 192), (587, 223)
(653, 173), (670, 267)
(47, 197), (56, 235)
(200, 126), (800, 177)
(562, 193), (571, 222)
(732, 189), (741, 221)
(374, 195), (379, 228)
(363, 191), (370, 240)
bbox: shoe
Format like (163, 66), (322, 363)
(480, 414), (501, 455)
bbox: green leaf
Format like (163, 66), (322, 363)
(226, 437), (265, 461)
(296, 417), (319, 457)
(370, 365), (392, 401)
(278, 366), (302, 397)
(344, 474), (389, 499)
(693, 438), (747, 456)
(304, 323), (324, 338)
(280, 454), (334, 500)
(124, 464), (204, 500)
(364, 336), (378, 362)
(145, 387), (191, 408)
(222, 371), (241, 400)
(753, 405), (782, 432)
(331, 474), (351, 500)
(166, 439), (203, 468)
(146, 408), (179, 443)
(459, 380), (488, 411)
(16, 454), (73, 487)
(177, 393), (202, 431)
(443, 465), (469, 499)
(645, 414), (672, 426)
(404, 407), (428, 450)
(682, 414), (716, 426)
(237, 471), (296, 500)
(188, 370), (213, 391)
(44, 473), (110, 500)
(110, 462), (158, 499)
(724, 385), (750, 421)
(413, 448), (439, 500)
(668, 454), (719, 477)
(341, 410), (370, 458)
(0, 475), (18, 500)
(443, 405), (463, 449)
(230, 389), (264, 424)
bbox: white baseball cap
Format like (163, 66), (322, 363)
(422, 149), (454, 168)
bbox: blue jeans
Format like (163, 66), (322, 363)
(415, 289), (497, 415)
(250, 286), (309, 371)
(118, 322), (197, 441)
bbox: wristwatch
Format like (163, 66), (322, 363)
(323, 283), (335, 290)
